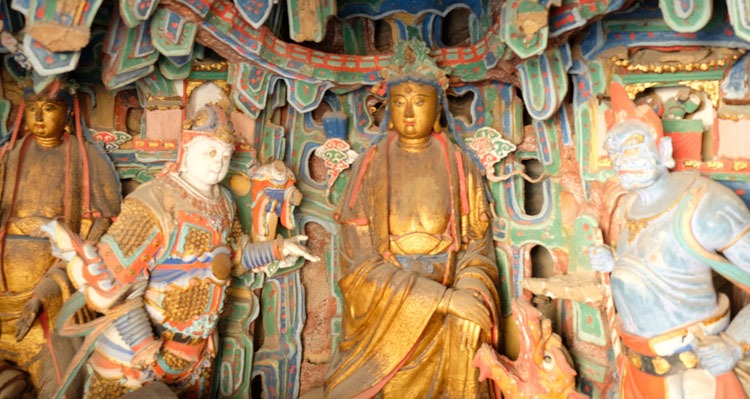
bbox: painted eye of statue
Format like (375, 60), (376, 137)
(209, 149), (217, 157)
(43, 104), (57, 112)
(623, 134), (645, 146)
(542, 352), (555, 370)
(624, 147), (640, 156)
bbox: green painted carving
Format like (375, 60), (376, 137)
(135, 69), (179, 100)
(286, 0), (335, 42)
(574, 302), (607, 346)
(729, 0), (750, 42)
(158, 57), (192, 80)
(576, 354), (611, 384)
(102, 14), (158, 89)
(120, 0), (160, 28)
(578, 0), (613, 20)
(501, 0), (549, 59)
(252, 273), (305, 398)
(569, 215), (600, 274)
(532, 116), (560, 175)
(216, 275), (262, 398)
(230, 63), (275, 116)
(150, 8), (198, 57)
(658, 0), (712, 33)
(341, 20), (369, 55)
(572, 59), (614, 183)
(517, 44), (571, 121)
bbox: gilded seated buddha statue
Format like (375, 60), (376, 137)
(325, 40), (501, 399)
(0, 79), (121, 397)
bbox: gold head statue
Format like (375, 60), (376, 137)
(0, 77), (121, 398)
(378, 40), (451, 147)
(11, 79), (76, 150)
(326, 40), (500, 399)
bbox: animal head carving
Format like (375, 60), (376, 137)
(474, 299), (584, 399)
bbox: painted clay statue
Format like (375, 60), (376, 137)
(0, 79), (121, 398)
(589, 81), (750, 398)
(43, 103), (318, 398)
(474, 299), (585, 399)
(324, 40), (501, 398)
(216, 159), (303, 398)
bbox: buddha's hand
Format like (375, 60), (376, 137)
(587, 245), (615, 273)
(694, 332), (742, 376)
(16, 273), (63, 342)
(440, 289), (491, 336)
(279, 235), (320, 268)
(16, 296), (41, 342)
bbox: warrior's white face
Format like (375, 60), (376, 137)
(181, 136), (234, 187)
(606, 121), (670, 191)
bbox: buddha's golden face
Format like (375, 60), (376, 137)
(388, 82), (439, 141)
(25, 99), (68, 141)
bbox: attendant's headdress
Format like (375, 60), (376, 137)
(176, 100), (238, 168)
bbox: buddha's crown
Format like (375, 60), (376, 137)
(374, 40), (450, 95)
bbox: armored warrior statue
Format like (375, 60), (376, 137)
(590, 81), (750, 398)
(45, 103), (317, 398)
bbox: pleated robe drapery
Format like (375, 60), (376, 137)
(325, 132), (501, 399)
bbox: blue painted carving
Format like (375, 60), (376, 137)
(173, 0), (215, 17)
(23, 35), (80, 75)
(286, 79), (333, 114)
(251, 273), (305, 399)
(150, 8), (197, 57)
(580, 2), (750, 60)
(516, 43), (571, 121)
(18, 0), (104, 75)
(234, 0), (275, 29)
(721, 52), (750, 101)
(336, 0), (485, 20)
(102, 12), (158, 88)
(728, 0), (750, 42)
(120, 0), (160, 28)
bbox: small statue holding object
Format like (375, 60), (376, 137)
(589, 81), (750, 398)
(44, 102), (318, 398)
(0, 78), (121, 398)
(325, 40), (501, 398)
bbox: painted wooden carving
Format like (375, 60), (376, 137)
(43, 102), (317, 398)
(589, 81), (750, 398)
(0, 78), (121, 398)
(325, 40), (501, 398)
(474, 299), (586, 399)
(3, 0), (750, 398)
